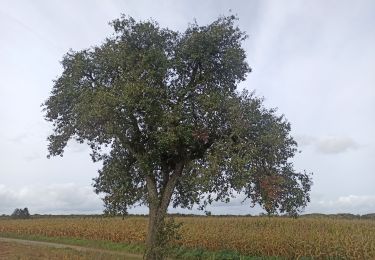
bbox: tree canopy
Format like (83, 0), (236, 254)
(11, 208), (30, 219)
(44, 14), (312, 259)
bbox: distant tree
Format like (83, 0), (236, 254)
(43, 14), (312, 259)
(11, 208), (30, 219)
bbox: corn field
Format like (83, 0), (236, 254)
(0, 216), (374, 259)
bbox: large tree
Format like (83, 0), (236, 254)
(44, 15), (312, 259)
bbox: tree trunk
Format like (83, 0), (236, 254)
(144, 162), (184, 260)
(145, 205), (167, 260)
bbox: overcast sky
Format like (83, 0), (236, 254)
(0, 0), (374, 215)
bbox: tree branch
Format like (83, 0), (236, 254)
(178, 61), (201, 103)
(160, 161), (184, 213)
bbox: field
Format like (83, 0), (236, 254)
(0, 216), (374, 259)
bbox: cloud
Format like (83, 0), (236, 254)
(336, 195), (375, 207)
(316, 136), (359, 154)
(295, 135), (316, 147)
(0, 183), (103, 215)
(295, 135), (359, 154)
(1, 183), (374, 216)
(24, 152), (41, 162)
(8, 133), (30, 144)
(308, 195), (375, 214)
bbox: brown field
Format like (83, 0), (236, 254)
(0, 216), (374, 259)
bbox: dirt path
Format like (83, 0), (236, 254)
(0, 237), (143, 259)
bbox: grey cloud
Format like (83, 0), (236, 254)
(211, 193), (375, 215)
(307, 195), (375, 214)
(0, 185), (22, 209)
(295, 135), (316, 147)
(295, 135), (359, 154)
(24, 152), (40, 162)
(8, 133), (30, 144)
(2, 183), (374, 216)
(316, 136), (359, 154)
(0, 183), (103, 215)
(0, 8), (62, 53)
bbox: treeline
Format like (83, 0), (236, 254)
(301, 213), (375, 220)
(1, 212), (375, 220)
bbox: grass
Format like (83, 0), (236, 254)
(0, 232), (145, 254)
(0, 240), (139, 260)
(0, 232), (265, 259)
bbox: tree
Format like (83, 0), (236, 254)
(11, 208), (30, 219)
(43, 15), (312, 259)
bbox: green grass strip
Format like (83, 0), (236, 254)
(0, 232), (281, 259)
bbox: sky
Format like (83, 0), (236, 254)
(0, 0), (374, 215)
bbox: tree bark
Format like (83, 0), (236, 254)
(145, 204), (166, 260)
(144, 162), (184, 260)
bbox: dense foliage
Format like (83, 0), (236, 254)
(11, 208), (30, 219)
